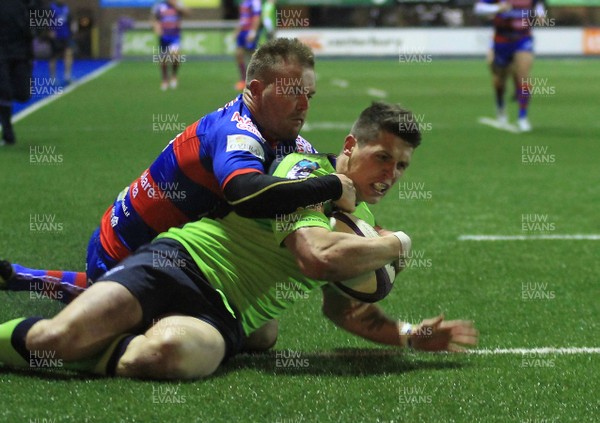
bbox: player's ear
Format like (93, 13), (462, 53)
(248, 79), (264, 98)
(343, 134), (357, 157)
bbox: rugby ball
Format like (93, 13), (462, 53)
(330, 211), (396, 303)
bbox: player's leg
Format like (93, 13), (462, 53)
(63, 45), (74, 84)
(0, 228), (116, 303)
(158, 38), (170, 91)
(234, 30), (248, 90)
(0, 281), (143, 372)
(0, 59), (17, 145)
(236, 30), (260, 91)
(26, 282), (142, 359)
(168, 42), (181, 89)
(513, 43), (534, 132)
(0, 260), (87, 303)
(490, 43), (511, 124)
(49, 39), (61, 82)
(116, 315), (226, 379)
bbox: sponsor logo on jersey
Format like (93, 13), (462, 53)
(226, 134), (265, 161)
(230, 111), (263, 139)
(286, 159), (320, 179)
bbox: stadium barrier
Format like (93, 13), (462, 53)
(115, 21), (599, 59)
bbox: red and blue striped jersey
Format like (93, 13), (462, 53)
(239, 0), (262, 31)
(483, 0), (543, 42)
(153, 1), (182, 39)
(99, 95), (317, 262)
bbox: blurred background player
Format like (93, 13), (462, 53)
(234, 0), (262, 91)
(262, 0), (277, 42)
(0, 0), (40, 146)
(152, 0), (189, 91)
(48, 0), (74, 86)
(474, 0), (547, 132)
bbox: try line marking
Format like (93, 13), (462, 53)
(469, 347), (600, 355)
(458, 234), (600, 241)
(13, 61), (119, 124)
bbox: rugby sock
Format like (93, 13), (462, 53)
(0, 317), (37, 367)
(7, 264), (88, 303)
(96, 334), (136, 376)
(495, 86), (505, 112)
(172, 60), (179, 77)
(517, 82), (531, 119)
(0, 317), (135, 375)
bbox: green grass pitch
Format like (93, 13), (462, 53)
(0, 57), (598, 422)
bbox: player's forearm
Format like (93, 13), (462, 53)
(322, 285), (408, 347)
(289, 229), (400, 280)
(224, 173), (342, 218)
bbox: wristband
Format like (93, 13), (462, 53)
(392, 231), (411, 258)
(399, 322), (413, 349)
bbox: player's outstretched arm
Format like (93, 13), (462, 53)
(224, 172), (356, 217)
(321, 285), (478, 352)
(283, 226), (401, 281)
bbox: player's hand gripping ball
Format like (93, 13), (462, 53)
(330, 211), (396, 302)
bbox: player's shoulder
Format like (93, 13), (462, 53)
(294, 135), (318, 154)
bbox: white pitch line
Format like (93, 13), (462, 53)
(458, 234), (600, 241)
(13, 61), (119, 123)
(302, 122), (352, 132)
(367, 88), (388, 98)
(331, 78), (349, 88)
(469, 347), (600, 355)
(478, 116), (520, 133)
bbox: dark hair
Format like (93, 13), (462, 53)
(246, 38), (315, 85)
(351, 102), (422, 147)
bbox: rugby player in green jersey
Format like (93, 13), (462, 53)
(0, 102), (478, 379)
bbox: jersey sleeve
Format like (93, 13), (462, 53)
(209, 126), (270, 190)
(272, 208), (331, 245)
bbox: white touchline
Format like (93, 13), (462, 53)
(13, 61), (120, 124)
(458, 234), (600, 241)
(469, 347), (600, 355)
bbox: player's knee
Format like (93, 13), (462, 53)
(143, 333), (222, 380)
(243, 320), (278, 353)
